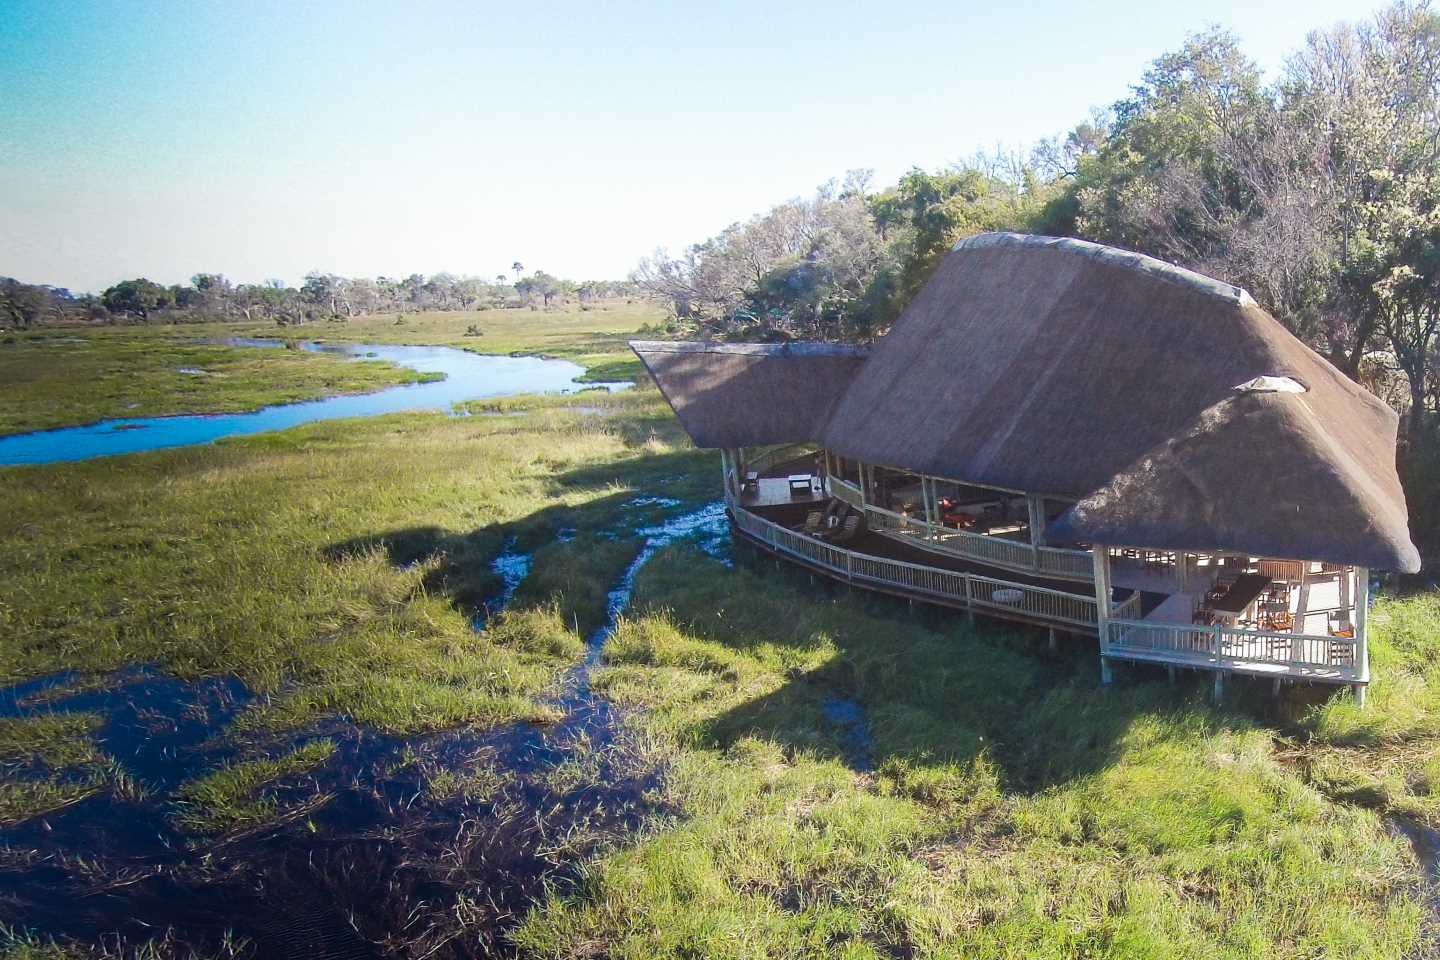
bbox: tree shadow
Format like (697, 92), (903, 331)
(321, 447), (721, 632)
(638, 540), (1289, 796)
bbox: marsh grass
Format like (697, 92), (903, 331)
(516, 547), (1428, 959)
(3, 299), (663, 436)
(0, 921), (252, 959)
(0, 713), (109, 826)
(0, 336), (436, 435)
(7, 328), (1440, 956)
(0, 386), (702, 742)
(171, 738), (337, 834)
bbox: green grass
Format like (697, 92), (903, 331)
(0, 385), (706, 739)
(2, 298), (666, 435)
(514, 547), (1428, 959)
(171, 738), (337, 834)
(0, 335), (438, 435)
(0, 713), (109, 826)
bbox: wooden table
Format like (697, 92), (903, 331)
(1208, 574), (1271, 623)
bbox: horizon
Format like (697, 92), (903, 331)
(2, 0), (1384, 294)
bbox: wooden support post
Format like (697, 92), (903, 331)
(1048, 627), (1058, 652)
(1294, 564), (1311, 635)
(1168, 665), (1176, 683)
(1355, 566), (1370, 692)
(1028, 495), (1046, 546)
(719, 449), (735, 505)
(1213, 670), (1225, 700)
(1093, 548), (1113, 683)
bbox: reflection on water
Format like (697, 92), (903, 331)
(0, 339), (630, 466)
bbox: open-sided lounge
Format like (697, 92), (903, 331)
(633, 233), (1422, 705)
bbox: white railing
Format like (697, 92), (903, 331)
(731, 507), (1099, 631)
(830, 476), (863, 509)
(1037, 544), (1096, 580)
(861, 504), (1093, 583)
(1112, 591), (1144, 621)
(1103, 618), (1360, 678)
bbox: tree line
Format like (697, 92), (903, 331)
(631, 2), (1440, 557)
(0, 268), (637, 329)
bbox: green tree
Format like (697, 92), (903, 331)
(101, 278), (173, 320)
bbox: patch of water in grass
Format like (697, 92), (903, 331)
(0, 501), (732, 957)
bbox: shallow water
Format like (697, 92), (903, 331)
(0, 339), (630, 466)
(0, 500), (733, 957)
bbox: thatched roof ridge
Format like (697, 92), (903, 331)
(954, 232), (1255, 306)
(629, 341), (869, 358)
(630, 340), (868, 449)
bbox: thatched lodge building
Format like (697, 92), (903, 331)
(633, 233), (1422, 704)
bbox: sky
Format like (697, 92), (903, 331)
(0, 0), (1389, 293)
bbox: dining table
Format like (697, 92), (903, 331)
(1207, 574), (1272, 624)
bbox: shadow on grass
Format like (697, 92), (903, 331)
(628, 537), (1317, 798)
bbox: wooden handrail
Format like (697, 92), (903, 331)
(731, 506), (1099, 630)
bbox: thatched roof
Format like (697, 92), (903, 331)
(630, 341), (869, 449)
(1046, 390), (1420, 571)
(631, 233), (1419, 571)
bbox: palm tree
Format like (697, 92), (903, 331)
(511, 262), (524, 282)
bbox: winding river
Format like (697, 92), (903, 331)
(0, 339), (629, 466)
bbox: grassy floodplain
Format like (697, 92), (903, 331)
(0, 299), (662, 436)
(0, 311), (1438, 957)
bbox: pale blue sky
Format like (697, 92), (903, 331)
(0, 0), (1384, 292)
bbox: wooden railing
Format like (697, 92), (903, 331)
(1112, 591), (1144, 621)
(830, 476), (864, 509)
(731, 507), (1099, 632)
(1103, 618), (1360, 678)
(746, 443), (817, 476)
(860, 504), (1094, 583)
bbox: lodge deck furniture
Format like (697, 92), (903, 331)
(1209, 574), (1271, 621)
(634, 232), (1422, 706)
(788, 474), (814, 495)
(742, 472), (759, 493)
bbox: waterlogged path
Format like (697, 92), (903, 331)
(0, 340), (629, 466)
(0, 499), (730, 958)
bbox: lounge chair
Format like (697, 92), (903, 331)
(830, 515), (862, 544)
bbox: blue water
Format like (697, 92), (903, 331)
(0, 339), (630, 466)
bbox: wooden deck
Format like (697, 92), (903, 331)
(732, 500), (1364, 688)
